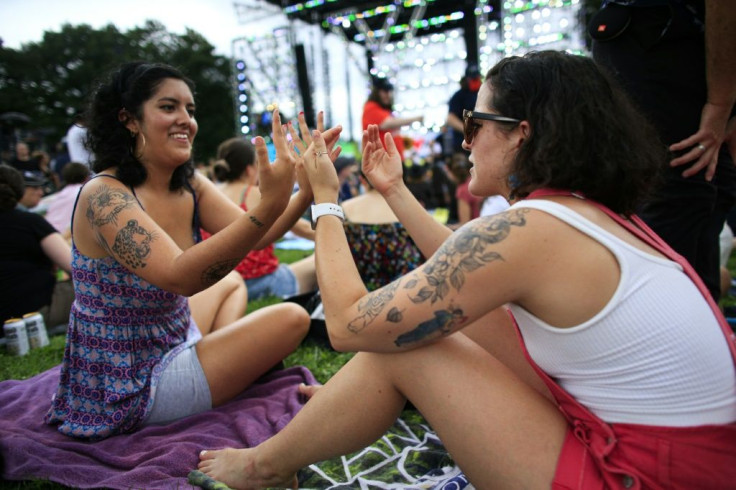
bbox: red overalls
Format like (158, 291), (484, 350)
(514, 191), (736, 489)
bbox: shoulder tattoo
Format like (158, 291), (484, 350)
(409, 209), (529, 304)
(86, 184), (138, 227)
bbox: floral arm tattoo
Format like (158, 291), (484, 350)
(345, 209), (529, 345)
(86, 185), (157, 269)
(86, 184), (138, 227)
(347, 281), (401, 333)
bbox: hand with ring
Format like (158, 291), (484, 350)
(302, 130), (342, 204)
(669, 101), (732, 180)
(285, 111), (342, 200)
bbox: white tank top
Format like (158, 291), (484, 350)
(508, 200), (736, 426)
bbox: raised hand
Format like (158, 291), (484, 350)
(286, 111), (343, 201)
(360, 124), (405, 196)
(254, 110), (297, 216)
(301, 130), (341, 204)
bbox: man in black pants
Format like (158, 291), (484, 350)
(591, 0), (736, 301)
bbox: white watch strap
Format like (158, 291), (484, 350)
(311, 203), (344, 229)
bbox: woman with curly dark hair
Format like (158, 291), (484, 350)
(44, 62), (341, 440)
(200, 51), (736, 489)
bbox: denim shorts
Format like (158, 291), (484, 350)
(245, 263), (298, 300)
(143, 345), (212, 426)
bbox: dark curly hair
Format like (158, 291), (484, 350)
(213, 138), (256, 183)
(485, 51), (665, 215)
(0, 164), (25, 211)
(85, 61), (196, 191)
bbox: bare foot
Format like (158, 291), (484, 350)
(198, 448), (297, 489)
(298, 383), (321, 399)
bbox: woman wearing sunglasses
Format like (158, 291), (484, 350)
(199, 51), (736, 489)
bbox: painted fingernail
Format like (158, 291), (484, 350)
(200, 450), (207, 456)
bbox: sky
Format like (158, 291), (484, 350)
(0, 0), (286, 57)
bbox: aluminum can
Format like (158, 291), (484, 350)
(23, 312), (49, 349)
(3, 318), (29, 356)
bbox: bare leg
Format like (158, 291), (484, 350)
(199, 333), (567, 489)
(190, 271), (248, 335)
(461, 306), (553, 401)
(196, 302), (309, 406)
(288, 254), (317, 294)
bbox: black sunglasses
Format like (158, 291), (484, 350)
(462, 109), (521, 145)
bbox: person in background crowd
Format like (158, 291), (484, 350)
(334, 156), (360, 203)
(446, 64), (482, 157)
(0, 164), (72, 326)
(9, 142), (40, 173)
(17, 170), (47, 211)
(44, 162), (91, 239)
(50, 141), (72, 185)
(340, 166), (424, 291)
(362, 76), (423, 162)
(65, 113), (94, 167)
(32, 149), (58, 194)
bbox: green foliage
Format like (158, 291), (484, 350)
(0, 21), (236, 162)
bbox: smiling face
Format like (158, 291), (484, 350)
(128, 78), (198, 169)
(462, 83), (520, 199)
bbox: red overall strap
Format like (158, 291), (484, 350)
(526, 188), (736, 362)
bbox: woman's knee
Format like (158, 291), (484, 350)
(274, 302), (311, 336)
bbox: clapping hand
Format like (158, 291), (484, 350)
(300, 129), (344, 204)
(361, 124), (405, 196)
(286, 111), (342, 201)
(253, 109), (297, 216)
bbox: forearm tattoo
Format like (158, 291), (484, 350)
(112, 219), (156, 269)
(249, 215), (264, 228)
(344, 209), (529, 345)
(201, 259), (240, 287)
(395, 303), (468, 347)
(347, 281), (401, 333)
(86, 184), (137, 227)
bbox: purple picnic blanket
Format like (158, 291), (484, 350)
(0, 364), (316, 489)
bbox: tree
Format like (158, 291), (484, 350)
(0, 21), (236, 163)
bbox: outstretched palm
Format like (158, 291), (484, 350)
(361, 124), (404, 196)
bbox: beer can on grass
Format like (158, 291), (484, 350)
(3, 318), (29, 356)
(23, 312), (49, 349)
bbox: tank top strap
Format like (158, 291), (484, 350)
(185, 179), (203, 243)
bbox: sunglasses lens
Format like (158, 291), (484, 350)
(463, 117), (476, 145)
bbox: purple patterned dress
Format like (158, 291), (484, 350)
(44, 244), (201, 439)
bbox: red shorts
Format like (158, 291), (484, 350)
(553, 421), (736, 489)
